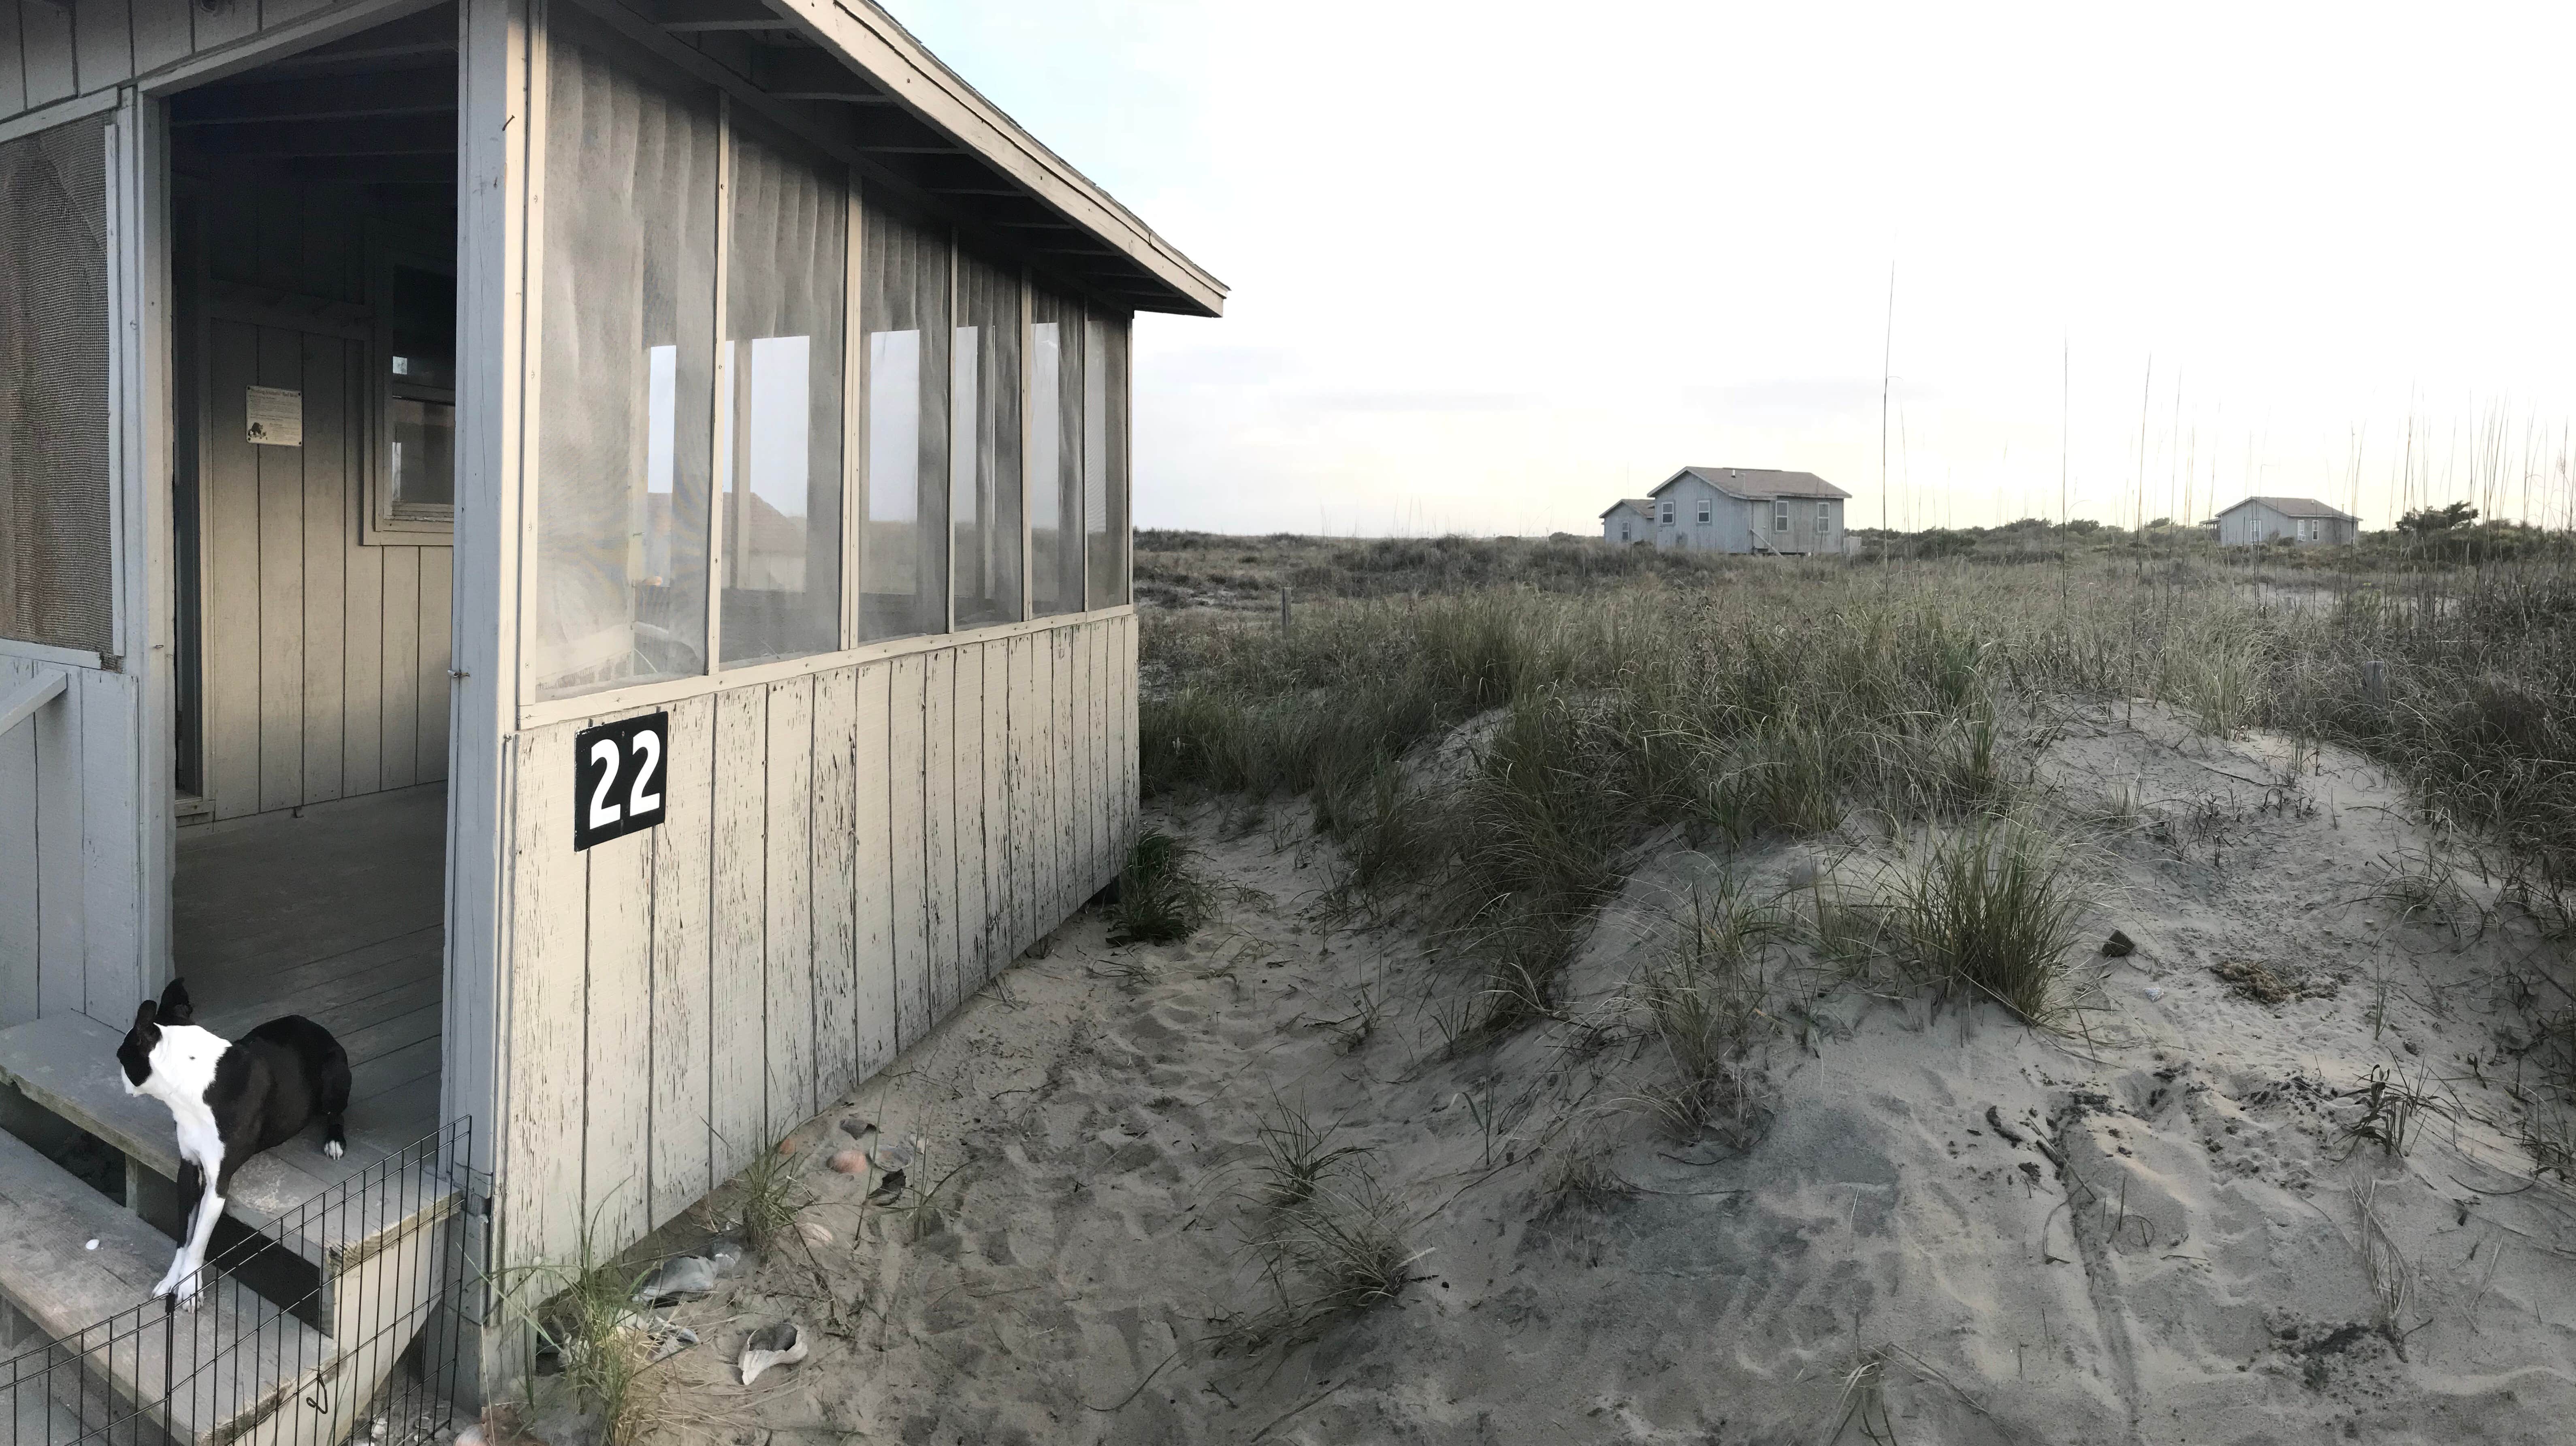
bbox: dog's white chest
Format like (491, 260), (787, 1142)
(141, 1025), (230, 1173)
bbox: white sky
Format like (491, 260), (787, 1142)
(889, 1), (2576, 535)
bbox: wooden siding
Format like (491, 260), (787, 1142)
(0, 655), (145, 1030)
(495, 612), (1138, 1272)
(199, 317), (451, 820)
(2, 0), (424, 128)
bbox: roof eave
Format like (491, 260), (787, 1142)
(763, 0), (1226, 317)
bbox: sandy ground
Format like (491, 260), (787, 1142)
(627, 702), (2576, 1446)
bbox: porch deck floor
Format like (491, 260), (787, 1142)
(174, 788), (447, 1168)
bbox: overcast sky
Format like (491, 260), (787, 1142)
(890, 1), (2576, 536)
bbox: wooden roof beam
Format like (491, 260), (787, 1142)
(655, 0), (798, 32)
(748, 45), (895, 102)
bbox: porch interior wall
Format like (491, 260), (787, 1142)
(191, 179), (452, 821)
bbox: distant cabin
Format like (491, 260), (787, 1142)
(2216, 497), (2360, 547)
(1600, 499), (1656, 544)
(1608, 468), (1851, 554)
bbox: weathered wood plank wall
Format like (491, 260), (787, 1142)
(0, 657), (145, 1029)
(189, 178), (452, 820)
(495, 612), (1137, 1269)
(2, 0), (425, 129)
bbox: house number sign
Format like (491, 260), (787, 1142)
(574, 712), (668, 850)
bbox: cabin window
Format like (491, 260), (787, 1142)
(528, 26), (720, 701)
(0, 114), (113, 655)
(1659, 499), (1674, 524)
(384, 263), (456, 517)
(1774, 500), (1790, 531)
(858, 197), (949, 641)
(1029, 293), (1085, 617)
(1696, 498), (1711, 524)
(1817, 501), (1831, 533)
(1086, 310), (1130, 607)
(1620, 522), (1631, 542)
(720, 119), (846, 665)
(952, 250), (1024, 626)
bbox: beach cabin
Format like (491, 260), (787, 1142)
(0, 0), (1221, 1435)
(1599, 498), (1652, 544)
(2214, 496), (2358, 547)
(1631, 467), (1847, 554)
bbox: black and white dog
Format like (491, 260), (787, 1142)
(115, 978), (352, 1306)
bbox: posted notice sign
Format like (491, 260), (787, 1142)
(246, 387), (303, 446)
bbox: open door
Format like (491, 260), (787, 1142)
(0, 98), (172, 1032)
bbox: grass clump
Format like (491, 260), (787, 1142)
(1225, 1103), (1420, 1351)
(1894, 818), (2085, 1025)
(1629, 879), (1782, 1146)
(733, 1138), (804, 1258)
(1107, 829), (1218, 944)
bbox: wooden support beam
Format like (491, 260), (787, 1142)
(0, 671), (67, 741)
(655, 0), (796, 32)
(748, 45), (893, 102)
(171, 67), (458, 127)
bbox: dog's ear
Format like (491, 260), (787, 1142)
(132, 1000), (160, 1034)
(156, 976), (193, 1025)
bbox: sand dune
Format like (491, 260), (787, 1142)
(641, 702), (2576, 1445)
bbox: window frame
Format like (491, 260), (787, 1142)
(363, 235), (459, 546)
(1658, 498), (1674, 524)
(1817, 500), (1831, 533)
(1696, 497), (1711, 524)
(1774, 500), (1790, 531)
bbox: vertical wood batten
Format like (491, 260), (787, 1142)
(921, 647), (957, 1021)
(646, 693), (715, 1228)
(299, 334), (348, 806)
(76, 670), (141, 1021)
(762, 676), (815, 1140)
(977, 638), (1007, 985)
(810, 668), (859, 1103)
(887, 651), (927, 1046)
(582, 821), (651, 1245)
(951, 642), (985, 997)
(710, 687), (768, 1169)
(254, 328), (304, 815)
(503, 725), (587, 1271)
(849, 660), (895, 1078)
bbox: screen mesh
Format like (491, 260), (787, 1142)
(857, 192), (948, 642)
(1086, 308), (1129, 608)
(0, 116), (113, 655)
(721, 119), (845, 665)
(529, 17), (721, 701)
(1028, 290), (1083, 617)
(952, 248), (1021, 628)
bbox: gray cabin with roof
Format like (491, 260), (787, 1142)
(1600, 498), (1655, 543)
(2216, 496), (2359, 547)
(1618, 467), (1850, 554)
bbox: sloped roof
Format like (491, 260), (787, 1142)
(1649, 467), (1851, 501)
(2219, 496), (2358, 521)
(1599, 498), (1657, 520)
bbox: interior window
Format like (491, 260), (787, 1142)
(386, 264), (456, 513)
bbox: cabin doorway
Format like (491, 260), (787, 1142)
(164, 4), (461, 1163)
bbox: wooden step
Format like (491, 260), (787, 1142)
(0, 1126), (330, 1446)
(0, 1017), (457, 1282)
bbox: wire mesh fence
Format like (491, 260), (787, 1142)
(2, 1120), (485, 1446)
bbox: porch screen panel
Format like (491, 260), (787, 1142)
(951, 250), (1021, 628)
(721, 121), (845, 665)
(529, 21), (720, 701)
(857, 194), (948, 641)
(1085, 310), (1130, 607)
(0, 116), (112, 654)
(1027, 292), (1082, 617)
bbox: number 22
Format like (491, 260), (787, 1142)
(587, 733), (664, 831)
